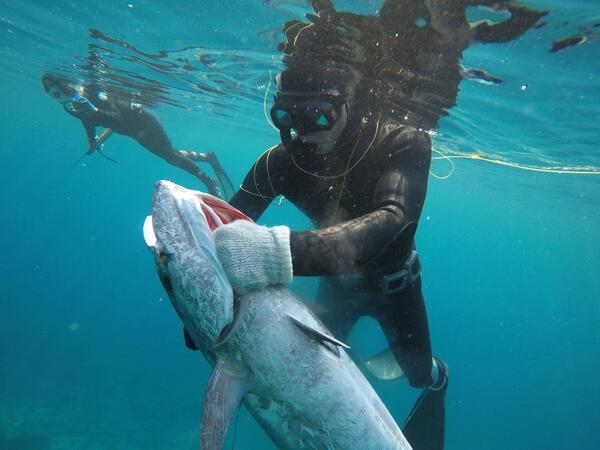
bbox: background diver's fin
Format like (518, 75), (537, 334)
(363, 347), (405, 381)
(70, 128), (114, 169)
(287, 314), (350, 357)
(201, 362), (249, 450)
(179, 150), (235, 201)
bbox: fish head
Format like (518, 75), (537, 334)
(143, 180), (250, 347)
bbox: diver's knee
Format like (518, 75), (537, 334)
(408, 357), (448, 390)
(429, 357), (448, 391)
(162, 152), (177, 163)
(408, 373), (433, 389)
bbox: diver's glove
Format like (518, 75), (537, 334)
(214, 220), (293, 295)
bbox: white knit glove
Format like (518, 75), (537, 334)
(214, 220), (293, 295)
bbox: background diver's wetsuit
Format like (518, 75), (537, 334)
(230, 115), (435, 388)
(63, 87), (219, 194)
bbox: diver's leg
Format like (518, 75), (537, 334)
(164, 151), (221, 197)
(379, 278), (434, 387)
(402, 357), (448, 450)
(128, 112), (222, 196)
(315, 278), (361, 341)
(148, 146), (221, 197)
(377, 278), (448, 450)
(205, 151), (235, 200)
(178, 150), (235, 200)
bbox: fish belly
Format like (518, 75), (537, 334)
(217, 286), (411, 450)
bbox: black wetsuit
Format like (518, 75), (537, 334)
(64, 88), (217, 192)
(230, 115), (434, 388)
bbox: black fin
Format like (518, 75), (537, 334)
(287, 314), (350, 357)
(363, 347), (406, 381)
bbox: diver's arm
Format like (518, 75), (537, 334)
(229, 148), (280, 220)
(290, 128), (431, 276)
(81, 119), (98, 151)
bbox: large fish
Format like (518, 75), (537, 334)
(143, 180), (411, 450)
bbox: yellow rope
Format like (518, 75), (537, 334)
(429, 148), (456, 180)
(431, 150), (600, 176)
(239, 149), (284, 204)
(290, 114), (381, 179)
(283, 22), (315, 58)
(263, 70), (278, 131)
(238, 146), (279, 201)
(239, 185), (273, 199)
(265, 145), (277, 196)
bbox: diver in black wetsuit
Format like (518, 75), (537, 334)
(41, 74), (234, 199)
(185, 1), (546, 449)
(224, 67), (448, 448)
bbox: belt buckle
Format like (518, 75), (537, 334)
(380, 250), (421, 296)
(405, 250), (420, 283)
(380, 269), (408, 295)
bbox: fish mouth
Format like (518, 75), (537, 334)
(154, 179), (189, 198)
(143, 180), (199, 258)
(143, 180), (190, 254)
(153, 180), (225, 229)
(144, 179), (253, 256)
(143, 180), (237, 345)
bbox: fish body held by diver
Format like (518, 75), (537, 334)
(144, 180), (411, 450)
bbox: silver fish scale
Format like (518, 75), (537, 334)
(148, 180), (410, 450)
(213, 287), (411, 450)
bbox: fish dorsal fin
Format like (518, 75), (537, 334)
(201, 362), (250, 450)
(287, 314), (350, 358)
(363, 347), (406, 381)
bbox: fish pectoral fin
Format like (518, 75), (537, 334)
(363, 347), (405, 381)
(201, 362), (250, 450)
(287, 314), (350, 358)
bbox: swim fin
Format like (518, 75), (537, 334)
(206, 151), (235, 200)
(402, 358), (448, 450)
(363, 347), (405, 381)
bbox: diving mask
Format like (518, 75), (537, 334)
(270, 88), (346, 136)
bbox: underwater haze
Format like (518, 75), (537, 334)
(1, 1), (599, 449)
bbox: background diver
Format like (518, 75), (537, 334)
(193, 1), (546, 449)
(41, 73), (234, 199)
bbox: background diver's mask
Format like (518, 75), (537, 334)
(270, 88), (347, 142)
(66, 94), (98, 114)
(47, 82), (98, 114)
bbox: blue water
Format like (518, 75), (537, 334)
(1, 1), (599, 449)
